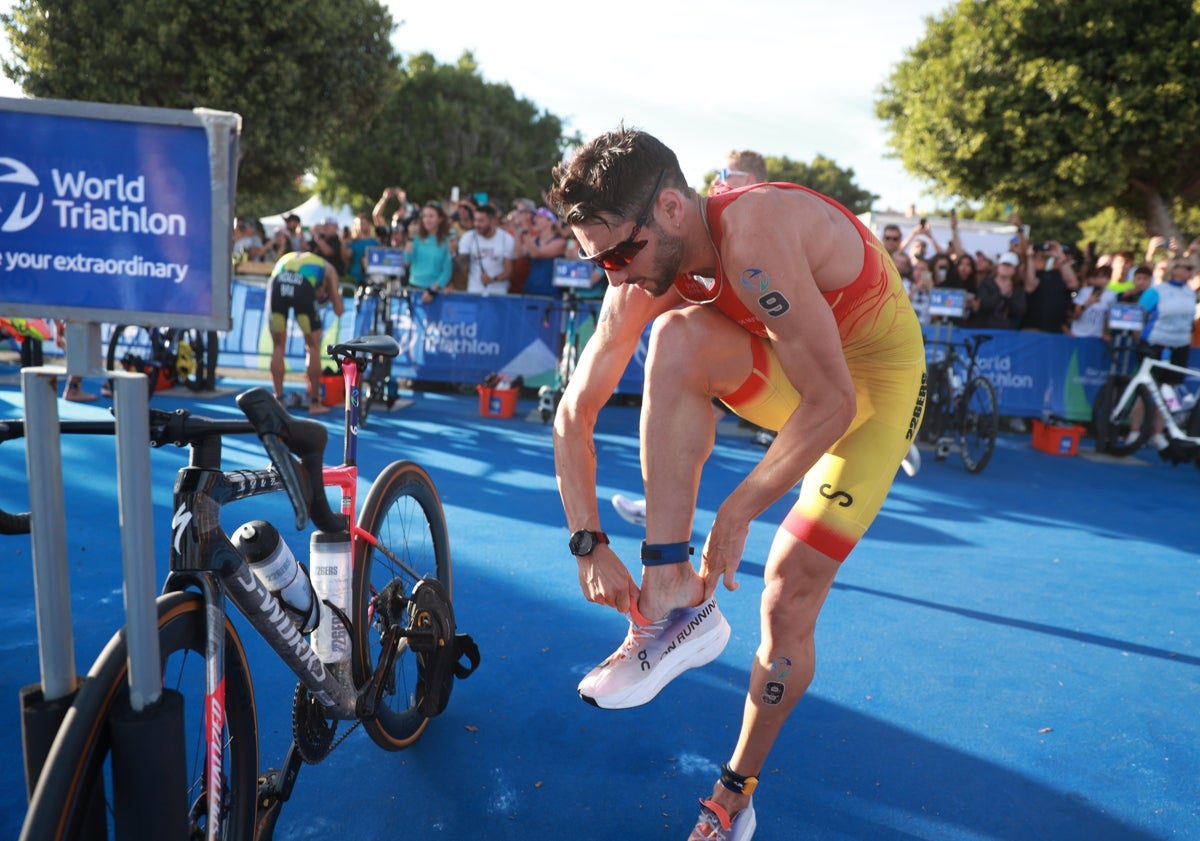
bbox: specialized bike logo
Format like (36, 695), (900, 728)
(0, 157), (43, 233)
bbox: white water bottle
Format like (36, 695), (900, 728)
(233, 520), (319, 634)
(310, 530), (352, 663)
(1160, 383), (1182, 413)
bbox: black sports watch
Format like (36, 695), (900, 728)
(568, 529), (609, 557)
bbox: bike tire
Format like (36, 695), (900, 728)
(172, 328), (215, 392)
(20, 592), (258, 841)
(106, 324), (159, 392)
(353, 460), (451, 750)
(960, 376), (998, 474)
(1093, 379), (1152, 456)
(1186, 399), (1200, 471)
(918, 366), (951, 444)
(360, 355), (391, 428)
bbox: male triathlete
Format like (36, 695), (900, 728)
(548, 126), (925, 840)
(266, 250), (344, 413)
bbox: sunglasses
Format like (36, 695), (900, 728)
(716, 167), (751, 182)
(577, 170), (666, 270)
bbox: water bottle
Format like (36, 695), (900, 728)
(310, 530), (352, 663)
(233, 520), (319, 634)
(1160, 383), (1181, 413)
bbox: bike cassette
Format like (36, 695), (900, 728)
(292, 682), (337, 764)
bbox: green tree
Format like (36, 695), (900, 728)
(876, 0), (1200, 244)
(1, 0), (397, 206)
(702, 154), (877, 214)
(317, 52), (575, 212)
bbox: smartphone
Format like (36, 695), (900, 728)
(450, 186), (460, 203)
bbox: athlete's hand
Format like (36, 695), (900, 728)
(576, 545), (640, 614)
(698, 514), (750, 600)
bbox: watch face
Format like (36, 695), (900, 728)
(569, 530), (594, 556)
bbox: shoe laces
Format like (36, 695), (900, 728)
(688, 801), (730, 840)
(616, 615), (668, 659)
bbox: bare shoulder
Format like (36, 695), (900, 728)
(717, 186), (865, 292)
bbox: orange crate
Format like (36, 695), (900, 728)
(320, 374), (344, 407)
(478, 386), (517, 419)
(1031, 419), (1084, 456)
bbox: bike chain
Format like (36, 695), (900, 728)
(292, 682), (360, 763)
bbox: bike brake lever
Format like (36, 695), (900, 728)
(236, 388), (312, 530)
(236, 387), (347, 533)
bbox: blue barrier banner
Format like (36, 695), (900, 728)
(0, 99), (238, 330)
(223, 281), (561, 384)
(212, 281), (1195, 417)
(923, 326), (1110, 420)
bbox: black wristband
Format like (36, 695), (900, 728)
(719, 762), (759, 796)
(640, 541), (693, 566)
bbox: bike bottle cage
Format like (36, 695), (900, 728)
(236, 388), (347, 533)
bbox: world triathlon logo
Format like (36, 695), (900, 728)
(0, 157), (44, 233)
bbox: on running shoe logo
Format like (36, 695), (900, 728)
(660, 601), (716, 661)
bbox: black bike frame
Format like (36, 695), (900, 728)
(161, 351), (385, 840)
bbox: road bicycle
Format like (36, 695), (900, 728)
(106, 324), (220, 394)
(919, 333), (999, 474)
(1092, 349), (1200, 467)
(537, 288), (600, 423)
(353, 277), (419, 426)
(17, 333), (479, 841)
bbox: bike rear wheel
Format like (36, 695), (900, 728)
(173, 329), (219, 391)
(959, 375), (998, 474)
(106, 324), (167, 393)
(1186, 399), (1200, 471)
(353, 460), (451, 750)
(918, 366), (951, 444)
(360, 355), (391, 427)
(1093, 378), (1152, 456)
(20, 591), (257, 841)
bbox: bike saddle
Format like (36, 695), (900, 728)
(329, 334), (400, 359)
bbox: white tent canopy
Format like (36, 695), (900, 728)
(858, 212), (1023, 263)
(259, 195), (358, 234)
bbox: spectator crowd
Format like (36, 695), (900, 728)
(882, 213), (1200, 341)
(230, 186), (608, 302)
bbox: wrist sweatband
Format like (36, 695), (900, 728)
(720, 762), (759, 796)
(639, 541), (693, 566)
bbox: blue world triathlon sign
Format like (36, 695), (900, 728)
(0, 98), (240, 330)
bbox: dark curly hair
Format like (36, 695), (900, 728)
(548, 124), (690, 232)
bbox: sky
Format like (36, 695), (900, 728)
(0, 0), (954, 212)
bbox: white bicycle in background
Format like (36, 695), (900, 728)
(1092, 352), (1200, 468)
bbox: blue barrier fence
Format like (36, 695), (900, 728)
(223, 281), (1200, 419)
(15, 279), (1195, 421)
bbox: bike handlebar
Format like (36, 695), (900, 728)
(0, 388), (348, 537)
(235, 388), (346, 533)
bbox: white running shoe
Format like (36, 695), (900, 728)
(611, 493), (648, 527)
(578, 598), (731, 709)
(689, 798), (757, 840)
(900, 442), (921, 477)
(1149, 432), (1169, 451)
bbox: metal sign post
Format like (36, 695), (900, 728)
(1, 97), (239, 805)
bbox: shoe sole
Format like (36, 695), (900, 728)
(580, 614), (732, 709)
(610, 495), (647, 528)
